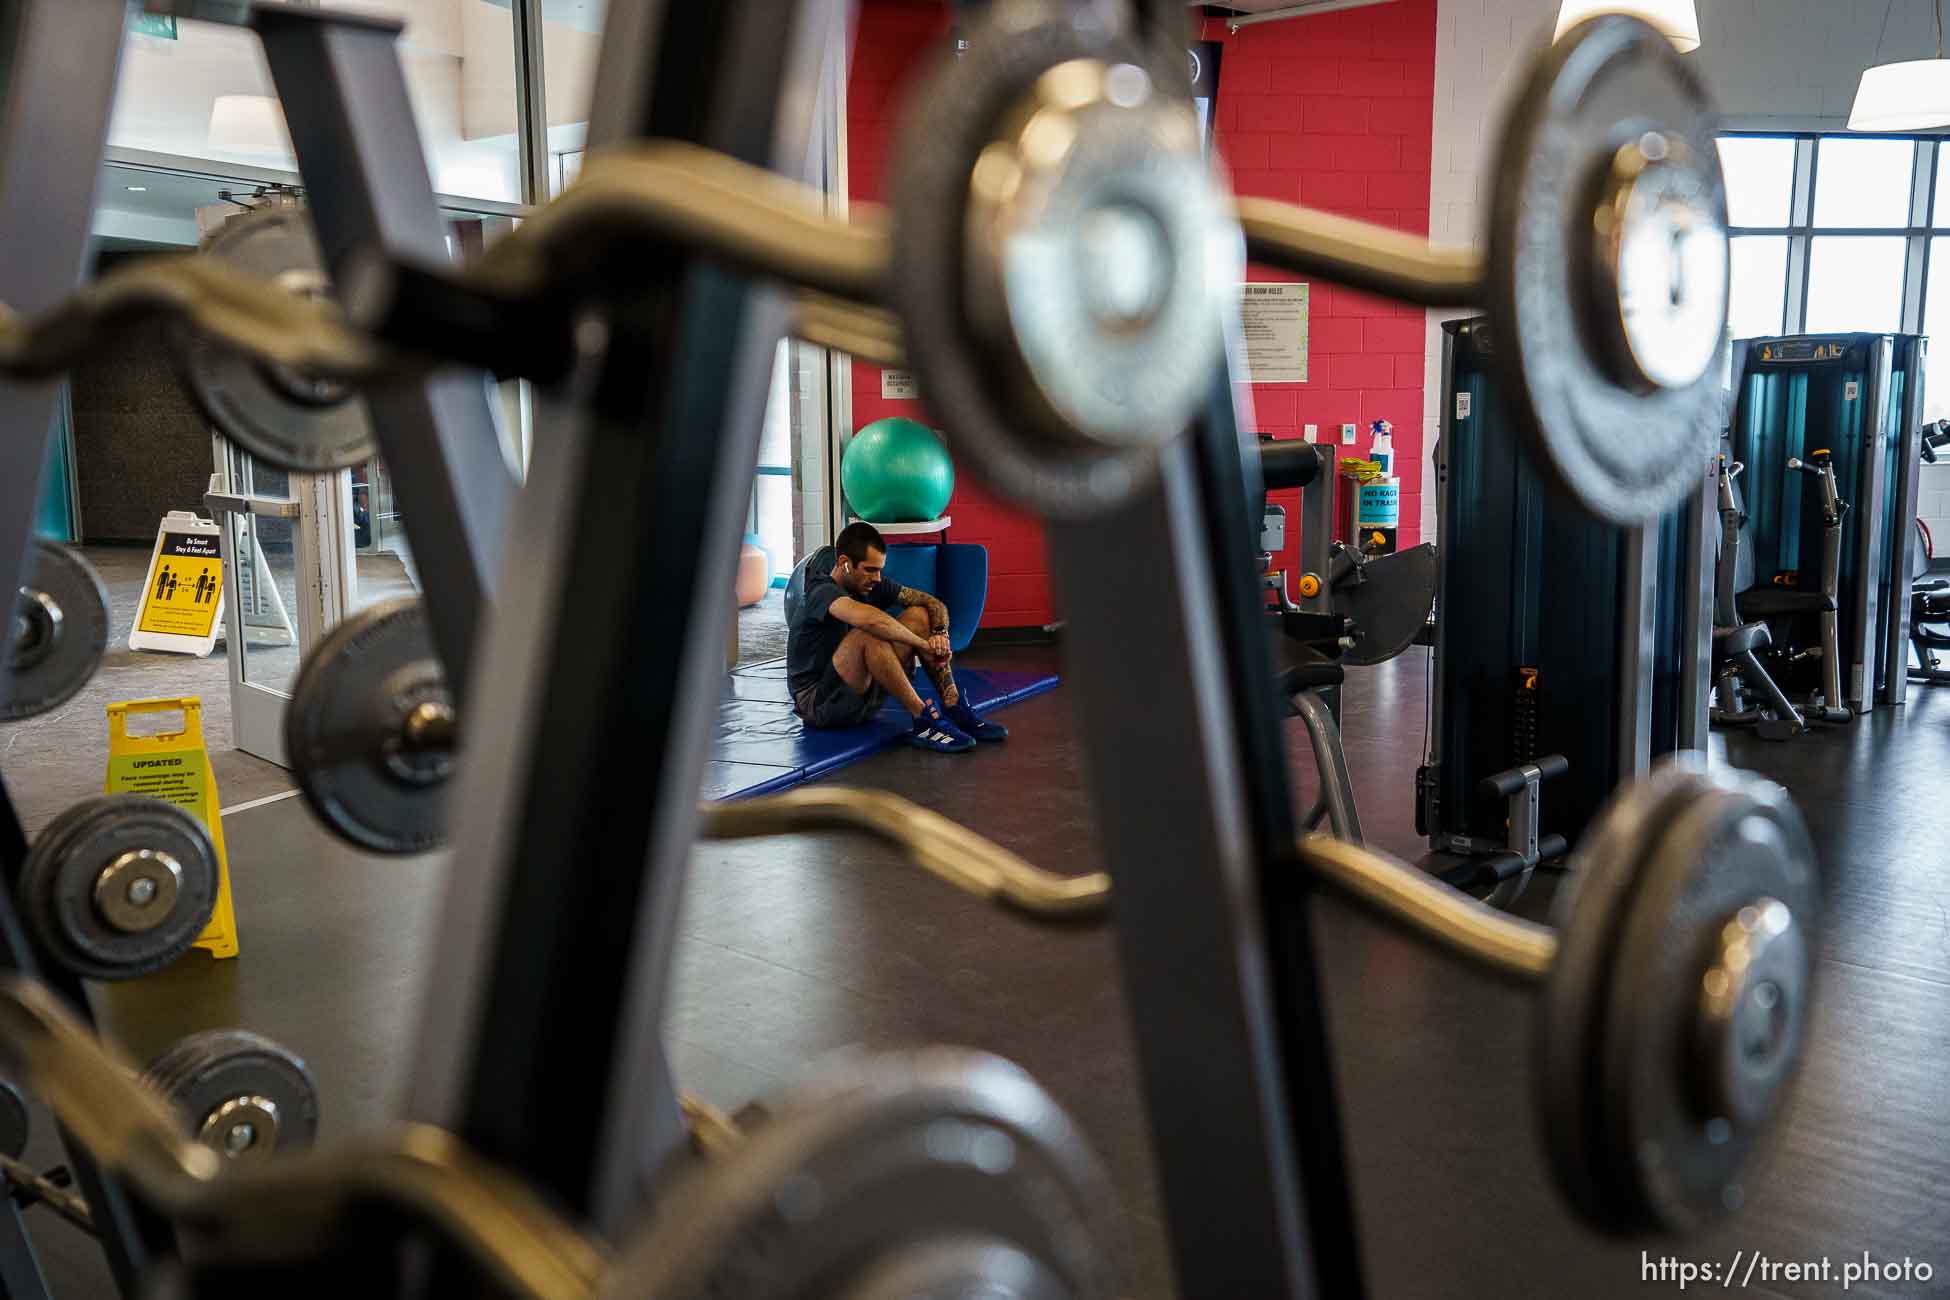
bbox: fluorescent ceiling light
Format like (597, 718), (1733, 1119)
(125, 186), (147, 193)
(1850, 58), (1950, 129)
(1554, 1), (1701, 52)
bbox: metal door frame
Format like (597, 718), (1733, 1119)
(205, 441), (351, 768)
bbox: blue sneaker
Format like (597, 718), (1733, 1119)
(946, 699), (1008, 742)
(910, 701), (975, 752)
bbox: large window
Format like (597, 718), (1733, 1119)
(111, 3), (526, 204)
(1721, 135), (1947, 423)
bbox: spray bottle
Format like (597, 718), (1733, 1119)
(1368, 419), (1395, 477)
(1358, 420), (1399, 554)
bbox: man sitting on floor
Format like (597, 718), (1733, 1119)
(786, 521), (1007, 753)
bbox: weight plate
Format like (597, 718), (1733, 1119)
(174, 206), (376, 472)
(143, 1029), (320, 1161)
(3, 541), (109, 721)
(1485, 15), (1728, 526)
(1597, 770), (1817, 1234)
(19, 794), (219, 981)
(600, 1049), (1121, 1300)
(1536, 756), (1718, 1232)
(841, 1239), (1071, 1300)
(1337, 543), (1437, 667)
(889, 6), (1237, 519)
(0, 1079), (29, 1160)
(286, 597), (453, 855)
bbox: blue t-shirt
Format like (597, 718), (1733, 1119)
(786, 546), (901, 694)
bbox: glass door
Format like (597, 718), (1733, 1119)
(206, 436), (357, 765)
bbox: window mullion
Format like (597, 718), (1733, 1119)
(1785, 138), (1816, 333)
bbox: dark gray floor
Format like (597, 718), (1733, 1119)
(2, 553), (791, 834)
(3, 545), (418, 835)
(10, 646), (1950, 1297)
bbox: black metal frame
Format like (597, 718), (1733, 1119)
(0, 4), (525, 1290)
(1047, 388), (1364, 1297)
(1881, 336), (1928, 707)
(0, 4), (181, 1294)
(244, 3), (519, 703)
(401, 0), (843, 1242)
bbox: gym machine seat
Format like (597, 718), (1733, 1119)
(1712, 454), (1807, 738)
(1713, 621), (1770, 659)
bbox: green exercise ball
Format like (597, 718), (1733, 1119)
(842, 418), (955, 523)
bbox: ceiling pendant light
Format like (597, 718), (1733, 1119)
(1553, 1), (1701, 52)
(1849, 0), (1950, 131)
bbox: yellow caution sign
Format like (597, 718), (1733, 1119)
(135, 530), (223, 639)
(103, 698), (238, 960)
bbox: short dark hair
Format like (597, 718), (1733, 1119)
(836, 521), (886, 564)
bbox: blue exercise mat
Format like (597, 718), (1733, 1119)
(706, 656), (1059, 800)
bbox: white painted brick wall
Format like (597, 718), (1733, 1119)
(1422, 0), (1557, 537)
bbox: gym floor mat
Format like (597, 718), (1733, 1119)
(707, 657), (1059, 799)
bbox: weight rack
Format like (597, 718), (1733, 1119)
(0, 3), (1816, 1297)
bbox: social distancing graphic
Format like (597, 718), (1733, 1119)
(137, 538), (222, 636)
(131, 513), (226, 656)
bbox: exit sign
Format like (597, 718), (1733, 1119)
(129, 13), (177, 39)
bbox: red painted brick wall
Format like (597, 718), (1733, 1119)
(1203, 0), (1438, 568)
(847, 1), (1056, 630)
(845, 0), (1439, 624)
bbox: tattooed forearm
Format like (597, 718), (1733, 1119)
(895, 586), (958, 705)
(896, 586), (949, 634)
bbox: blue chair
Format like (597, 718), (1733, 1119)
(879, 544), (989, 652)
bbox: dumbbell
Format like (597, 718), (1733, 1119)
(172, 202), (379, 473)
(142, 1029), (320, 1162)
(285, 596), (452, 855)
(1304, 757), (1817, 1235)
(601, 1048), (1122, 1300)
(0, 975), (1111, 1298)
(1248, 15), (1725, 529)
(665, 756), (1813, 1237)
(18, 795), (221, 981)
(0, 1029), (313, 1232)
(888, 2), (1240, 521)
(888, 7), (1726, 529)
(0, 1032), (313, 1241)
(4, 540), (108, 722)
